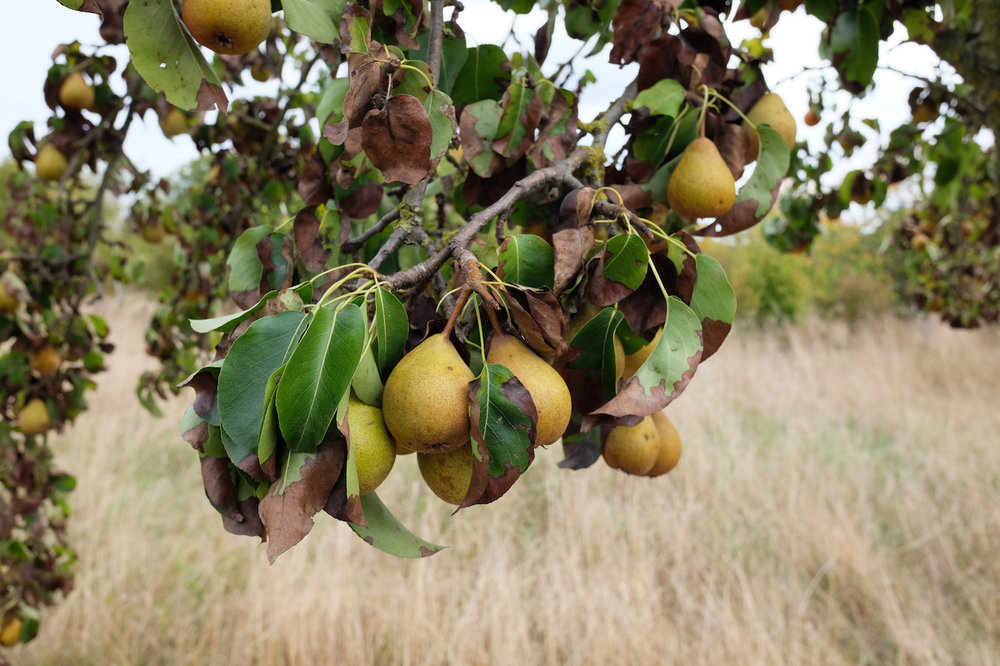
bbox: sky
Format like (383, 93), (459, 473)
(1, 2), (945, 204)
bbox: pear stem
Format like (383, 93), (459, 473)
(483, 296), (504, 334)
(442, 285), (471, 340)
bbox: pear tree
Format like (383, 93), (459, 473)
(2, 0), (999, 646)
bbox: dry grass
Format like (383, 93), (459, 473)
(10, 296), (1000, 665)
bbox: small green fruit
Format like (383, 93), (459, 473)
(347, 397), (396, 496)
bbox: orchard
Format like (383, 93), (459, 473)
(2, 0), (998, 648)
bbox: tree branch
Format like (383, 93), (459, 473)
(427, 0), (445, 86)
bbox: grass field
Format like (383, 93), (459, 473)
(10, 295), (1000, 665)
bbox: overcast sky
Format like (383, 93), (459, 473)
(2, 2), (942, 200)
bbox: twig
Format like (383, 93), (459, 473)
(427, 0), (445, 86)
(342, 208), (400, 254)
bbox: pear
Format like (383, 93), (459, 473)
(804, 109), (820, 127)
(36, 144), (68, 182)
(141, 222), (168, 244)
(0, 281), (18, 314)
(18, 399), (51, 435)
(602, 415), (660, 475)
(417, 442), (474, 505)
(181, 0), (272, 55)
(744, 92), (796, 157)
(623, 328), (663, 378)
(30, 345), (62, 377)
(159, 109), (188, 138)
(382, 333), (474, 453)
(0, 611), (21, 647)
(347, 397), (396, 495)
(59, 72), (95, 111)
(487, 333), (571, 446)
(647, 412), (682, 477)
(667, 137), (736, 219)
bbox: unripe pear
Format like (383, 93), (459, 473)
(59, 72), (95, 111)
(36, 144), (68, 182)
(0, 612), (21, 647)
(603, 415), (660, 475)
(382, 333), (474, 453)
(667, 137), (736, 219)
(30, 345), (62, 377)
(141, 222), (168, 244)
(417, 443), (474, 505)
(181, 0), (272, 55)
(647, 412), (682, 477)
(18, 399), (52, 435)
(623, 328), (663, 378)
(347, 397), (396, 495)
(159, 108), (189, 137)
(744, 93), (797, 157)
(487, 333), (571, 446)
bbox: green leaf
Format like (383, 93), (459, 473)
(57, 0), (85, 9)
(283, 0), (344, 43)
(831, 6), (879, 87)
(690, 254), (736, 325)
(603, 234), (649, 291)
(568, 307), (625, 398)
(805, 0), (836, 21)
(413, 30), (468, 96)
(349, 493), (445, 557)
(737, 125), (791, 217)
(189, 291), (277, 333)
(217, 311), (308, 467)
(424, 89), (456, 161)
(317, 78), (351, 126)
(122, 0), (227, 111)
(494, 81), (534, 155)
(276, 304), (366, 453)
(462, 99), (504, 177)
(373, 287), (408, 374)
(452, 44), (509, 105)
(497, 235), (555, 289)
(633, 79), (685, 118)
(204, 424), (226, 459)
(258, 366), (283, 469)
(227, 225), (274, 292)
(476, 364), (535, 477)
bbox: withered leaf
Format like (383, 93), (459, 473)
(293, 206), (332, 271)
(361, 94), (433, 185)
(610, 0), (669, 65)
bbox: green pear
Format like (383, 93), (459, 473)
(382, 333), (474, 453)
(667, 137), (736, 219)
(487, 333), (571, 446)
(347, 397), (396, 495)
(744, 92), (797, 157)
(417, 442), (475, 505)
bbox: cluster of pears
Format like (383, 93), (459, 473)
(381, 329), (572, 505)
(666, 92), (796, 220)
(603, 411), (682, 477)
(180, 0), (272, 55)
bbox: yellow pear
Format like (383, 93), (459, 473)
(181, 0), (272, 55)
(602, 415), (660, 475)
(744, 92), (797, 157)
(141, 222), (168, 244)
(18, 399), (51, 435)
(647, 412), (682, 477)
(417, 442), (474, 505)
(159, 108), (188, 137)
(30, 345), (62, 377)
(382, 333), (474, 453)
(667, 137), (736, 219)
(36, 144), (68, 182)
(623, 328), (663, 378)
(487, 333), (571, 447)
(347, 397), (396, 495)
(59, 72), (95, 111)
(0, 281), (18, 314)
(0, 611), (21, 647)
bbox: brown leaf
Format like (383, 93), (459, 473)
(258, 439), (346, 563)
(586, 251), (635, 308)
(463, 158), (527, 208)
(459, 103), (505, 178)
(339, 4), (373, 54)
(507, 287), (567, 363)
(223, 497), (266, 539)
(195, 79), (228, 113)
(714, 120), (748, 180)
(298, 154), (333, 206)
(361, 94), (433, 185)
(701, 319), (731, 362)
(610, 0), (669, 65)
(341, 182), (384, 218)
(200, 456), (242, 524)
(293, 206), (332, 271)
(527, 90), (579, 169)
(552, 188), (598, 294)
(493, 89), (544, 160)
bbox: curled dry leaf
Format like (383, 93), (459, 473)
(361, 94), (433, 185)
